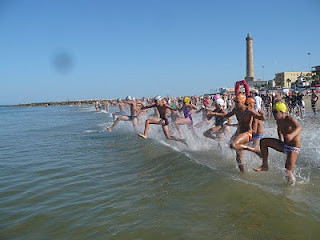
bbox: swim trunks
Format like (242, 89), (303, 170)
(215, 109), (227, 127)
(247, 132), (252, 141)
(128, 115), (138, 121)
(161, 117), (169, 126)
(252, 134), (264, 139)
(283, 144), (300, 154)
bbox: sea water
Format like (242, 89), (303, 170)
(1, 105), (320, 239)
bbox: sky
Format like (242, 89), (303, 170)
(0, 0), (319, 105)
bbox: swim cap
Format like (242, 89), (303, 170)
(126, 96), (132, 101)
(132, 97), (136, 101)
(215, 98), (224, 106)
(154, 95), (162, 101)
(236, 93), (246, 104)
(171, 104), (176, 108)
(245, 96), (255, 106)
(213, 94), (220, 100)
(204, 99), (210, 105)
(183, 96), (191, 103)
(273, 102), (287, 113)
(117, 98), (121, 102)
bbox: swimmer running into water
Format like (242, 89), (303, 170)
(203, 98), (231, 150)
(106, 96), (144, 132)
(254, 102), (302, 185)
(138, 96), (187, 145)
(194, 98), (212, 128)
(175, 97), (199, 138)
(112, 98), (126, 121)
(246, 96), (264, 151)
(208, 93), (266, 172)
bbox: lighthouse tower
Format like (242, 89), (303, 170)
(245, 33), (255, 82)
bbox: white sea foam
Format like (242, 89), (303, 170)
(103, 108), (320, 193)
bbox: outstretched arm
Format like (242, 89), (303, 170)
(165, 104), (177, 111)
(249, 109), (266, 121)
(214, 108), (235, 118)
(203, 105), (216, 112)
(141, 104), (156, 110)
(195, 107), (204, 114)
(189, 103), (198, 110)
(136, 101), (147, 107)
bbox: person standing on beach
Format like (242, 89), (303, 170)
(253, 91), (262, 111)
(254, 102), (302, 185)
(138, 96), (187, 145)
(311, 90), (318, 116)
(207, 93), (266, 172)
(263, 91), (273, 117)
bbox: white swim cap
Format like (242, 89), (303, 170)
(126, 96), (132, 101)
(154, 95), (162, 101)
(215, 98), (224, 106)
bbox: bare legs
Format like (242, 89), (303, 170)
(112, 112), (123, 121)
(138, 118), (187, 145)
(138, 118), (162, 138)
(253, 138), (284, 171)
(107, 115), (130, 131)
(253, 138), (298, 184)
(203, 126), (224, 150)
(229, 132), (254, 172)
(106, 116), (138, 132)
(236, 150), (244, 172)
(231, 132), (254, 152)
(175, 118), (198, 139)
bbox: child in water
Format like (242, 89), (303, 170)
(254, 102), (302, 185)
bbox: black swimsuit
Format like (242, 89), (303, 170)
(128, 115), (138, 121)
(215, 109), (226, 127)
(161, 117), (169, 125)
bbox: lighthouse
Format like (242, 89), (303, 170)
(245, 33), (255, 82)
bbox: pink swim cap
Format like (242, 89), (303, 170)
(213, 94), (220, 100)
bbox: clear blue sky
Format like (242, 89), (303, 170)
(1, 0), (319, 104)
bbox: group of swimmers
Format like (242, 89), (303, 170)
(103, 80), (310, 185)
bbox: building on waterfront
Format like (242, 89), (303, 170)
(245, 33), (255, 82)
(248, 79), (275, 89)
(312, 65), (320, 76)
(219, 87), (235, 95)
(274, 72), (314, 88)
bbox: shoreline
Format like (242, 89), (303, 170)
(3, 96), (317, 111)
(2, 99), (109, 108)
